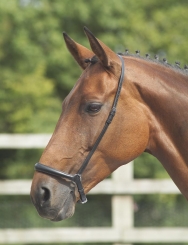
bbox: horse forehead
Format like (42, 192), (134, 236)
(82, 64), (108, 83)
(81, 75), (107, 95)
(76, 66), (110, 96)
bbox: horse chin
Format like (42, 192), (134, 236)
(51, 194), (76, 221)
(51, 204), (75, 221)
(36, 199), (76, 222)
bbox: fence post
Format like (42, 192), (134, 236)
(112, 161), (134, 245)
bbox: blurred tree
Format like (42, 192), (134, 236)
(1, 64), (60, 132)
(134, 152), (169, 179)
(1, 0), (188, 132)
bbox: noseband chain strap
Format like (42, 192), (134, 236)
(35, 55), (125, 204)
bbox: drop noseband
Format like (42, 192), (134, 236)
(35, 55), (125, 204)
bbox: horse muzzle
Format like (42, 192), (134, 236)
(30, 173), (76, 221)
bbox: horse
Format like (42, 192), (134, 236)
(30, 27), (188, 221)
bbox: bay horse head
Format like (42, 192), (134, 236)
(30, 27), (151, 221)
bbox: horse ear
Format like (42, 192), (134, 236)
(84, 26), (120, 67)
(63, 32), (94, 70)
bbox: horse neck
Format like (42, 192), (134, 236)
(126, 57), (188, 199)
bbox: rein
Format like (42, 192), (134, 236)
(34, 55), (125, 204)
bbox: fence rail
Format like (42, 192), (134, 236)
(0, 134), (51, 148)
(1, 227), (188, 244)
(0, 134), (187, 244)
(0, 178), (180, 195)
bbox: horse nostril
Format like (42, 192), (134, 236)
(41, 187), (50, 204)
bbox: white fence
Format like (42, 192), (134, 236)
(0, 134), (188, 244)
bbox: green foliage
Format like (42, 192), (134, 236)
(1, 0), (188, 131)
(1, 0), (188, 132)
(134, 152), (170, 179)
(134, 194), (188, 227)
(1, 64), (60, 132)
(0, 149), (43, 179)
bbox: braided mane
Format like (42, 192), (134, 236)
(119, 50), (188, 76)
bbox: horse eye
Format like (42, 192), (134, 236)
(86, 103), (102, 114)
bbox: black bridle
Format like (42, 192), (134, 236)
(34, 55), (125, 204)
